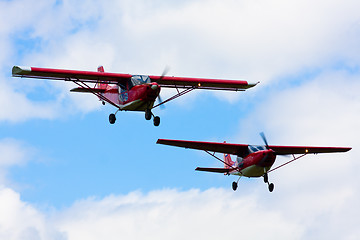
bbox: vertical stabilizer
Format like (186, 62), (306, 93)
(97, 66), (105, 72)
(96, 65), (108, 89)
(224, 153), (235, 169)
(223, 141), (235, 169)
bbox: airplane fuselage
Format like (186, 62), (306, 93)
(102, 82), (161, 111)
(230, 149), (276, 177)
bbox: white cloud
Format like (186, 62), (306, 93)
(0, 186), (359, 240)
(0, 138), (34, 168)
(0, 187), (65, 240)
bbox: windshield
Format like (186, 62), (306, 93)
(130, 75), (151, 87)
(248, 145), (267, 153)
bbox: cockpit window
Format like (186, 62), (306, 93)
(130, 75), (151, 87)
(248, 145), (267, 153)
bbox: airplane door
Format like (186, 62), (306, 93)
(118, 83), (128, 103)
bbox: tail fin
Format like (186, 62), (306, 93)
(96, 65), (108, 89)
(97, 66), (104, 73)
(223, 141), (235, 169)
(224, 153), (235, 169)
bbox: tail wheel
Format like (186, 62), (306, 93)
(109, 113), (116, 124)
(145, 109), (152, 120)
(153, 116), (160, 126)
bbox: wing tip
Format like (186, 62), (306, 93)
(247, 81), (260, 88)
(12, 66), (31, 76)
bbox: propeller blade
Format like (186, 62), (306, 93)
(156, 66), (169, 110)
(157, 94), (165, 109)
(159, 66), (170, 81)
(260, 132), (269, 149)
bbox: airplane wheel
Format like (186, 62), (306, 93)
(153, 116), (160, 126)
(268, 183), (274, 192)
(263, 173), (268, 183)
(145, 109), (152, 120)
(109, 113), (116, 124)
(232, 181), (238, 191)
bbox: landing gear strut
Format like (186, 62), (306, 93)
(263, 173), (274, 192)
(232, 176), (241, 191)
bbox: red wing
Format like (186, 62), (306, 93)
(12, 66), (132, 85)
(268, 145), (352, 155)
(156, 139), (249, 156)
(150, 75), (258, 91)
(156, 139), (351, 156)
(195, 167), (230, 173)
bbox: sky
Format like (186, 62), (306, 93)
(0, 0), (360, 239)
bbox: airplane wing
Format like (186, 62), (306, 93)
(156, 139), (352, 156)
(156, 139), (250, 156)
(13, 66), (258, 91)
(268, 145), (352, 155)
(149, 75), (258, 91)
(12, 66), (132, 85)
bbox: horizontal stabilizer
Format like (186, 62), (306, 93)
(70, 87), (106, 93)
(195, 167), (230, 173)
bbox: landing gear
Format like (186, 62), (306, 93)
(232, 176), (241, 191)
(263, 173), (268, 183)
(145, 109), (152, 120)
(109, 113), (116, 124)
(153, 116), (160, 126)
(268, 183), (274, 192)
(108, 109), (160, 126)
(263, 173), (274, 192)
(232, 182), (238, 191)
(145, 109), (160, 126)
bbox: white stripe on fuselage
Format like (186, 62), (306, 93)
(230, 165), (271, 178)
(117, 99), (155, 111)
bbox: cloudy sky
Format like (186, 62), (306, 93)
(0, 0), (359, 239)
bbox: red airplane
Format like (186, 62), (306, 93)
(12, 66), (258, 126)
(157, 133), (351, 192)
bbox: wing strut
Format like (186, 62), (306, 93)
(204, 150), (238, 170)
(153, 86), (195, 109)
(71, 78), (120, 110)
(268, 153), (307, 173)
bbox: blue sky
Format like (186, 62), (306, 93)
(1, 0), (360, 239)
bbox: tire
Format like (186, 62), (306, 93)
(109, 114), (116, 124)
(268, 183), (274, 192)
(232, 182), (238, 191)
(145, 109), (152, 120)
(153, 116), (160, 126)
(263, 173), (268, 183)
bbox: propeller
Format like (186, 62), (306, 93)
(259, 132), (289, 157)
(157, 94), (165, 109)
(156, 66), (170, 109)
(260, 132), (269, 150)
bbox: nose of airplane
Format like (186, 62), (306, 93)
(151, 84), (159, 90)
